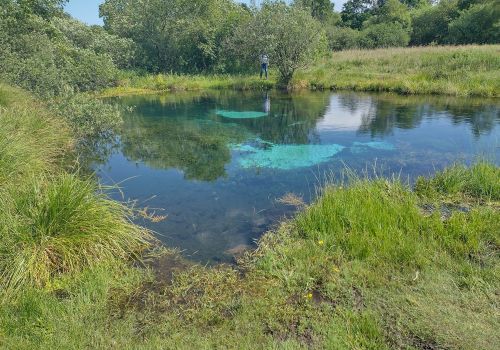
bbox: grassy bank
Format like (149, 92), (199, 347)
(0, 84), (152, 296)
(100, 74), (276, 98)
(100, 45), (500, 98)
(1, 84), (499, 348)
(293, 45), (500, 97)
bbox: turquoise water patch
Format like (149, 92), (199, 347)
(217, 110), (268, 119)
(234, 143), (345, 170)
(350, 141), (395, 153)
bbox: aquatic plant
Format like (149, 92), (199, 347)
(216, 110), (268, 119)
(350, 141), (396, 153)
(235, 143), (345, 170)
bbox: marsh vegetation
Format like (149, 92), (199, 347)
(0, 0), (499, 348)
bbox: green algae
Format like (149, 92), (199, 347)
(234, 143), (345, 170)
(216, 110), (268, 119)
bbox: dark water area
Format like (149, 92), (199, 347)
(94, 91), (500, 264)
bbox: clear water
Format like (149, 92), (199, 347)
(95, 91), (500, 263)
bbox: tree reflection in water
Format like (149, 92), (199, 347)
(103, 91), (499, 182)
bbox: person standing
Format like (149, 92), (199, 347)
(259, 53), (269, 79)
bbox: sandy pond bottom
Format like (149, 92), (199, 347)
(95, 91), (500, 264)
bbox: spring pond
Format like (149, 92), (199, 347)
(95, 91), (500, 264)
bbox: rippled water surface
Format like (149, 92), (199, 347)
(94, 91), (500, 263)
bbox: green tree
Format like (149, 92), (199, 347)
(100, 0), (247, 73)
(448, 1), (500, 44)
(410, 0), (460, 45)
(326, 26), (362, 50)
(0, 1), (120, 97)
(9, 0), (67, 19)
(341, 0), (374, 29)
(229, 2), (327, 86)
(364, 0), (411, 31)
(293, 0), (337, 22)
(360, 22), (410, 48)
(358, 0), (411, 48)
(52, 15), (136, 69)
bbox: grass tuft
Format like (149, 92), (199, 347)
(0, 174), (152, 296)
(415, 161), (500, 201)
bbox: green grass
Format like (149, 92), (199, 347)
(0, 84), (71, 186)
(100, 73), (276, 97)
(293, 45), (500, 97)
(1, 157), (498, 348)
(415, 161), (500, 201)
(1, 83), (498, 348)
(101, 45), (500, 98)
(0, 174), (151, 295)
(0, 84), (152, 298)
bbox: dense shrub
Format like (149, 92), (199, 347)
(360, 22), (411, 48)
(52, 16), (136, 69)
(327, 26), (362, 51)
(0, 2), (120, 97)
(410, 0), (460, 45)
(52, 94), (121, 141)
(448, 1), (500, 44)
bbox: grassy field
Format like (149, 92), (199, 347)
(293, 45), (500, 97)
(1, 84), (499, 348)
(101, 45), (500, 98)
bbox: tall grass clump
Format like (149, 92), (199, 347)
(415, 161), (500, 200)
(0, 85), (71, 185)
(0, 173), (151, 295)
(295, 179), (435, 268)
(0, 84), (152, 297)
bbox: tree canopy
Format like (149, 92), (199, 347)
(0, 0), (498, 90)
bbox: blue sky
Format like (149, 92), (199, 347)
(65, 0), (347, 26)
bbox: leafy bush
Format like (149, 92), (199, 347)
(410, 0), (460, 45)
(0, 2), (121, 98)
(360, 22), (410, 48)
(448, 1), (500, 44)
(52, 16), (137, 69)
(52, 94), (122, 141)
(327, 26), (362, 51)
